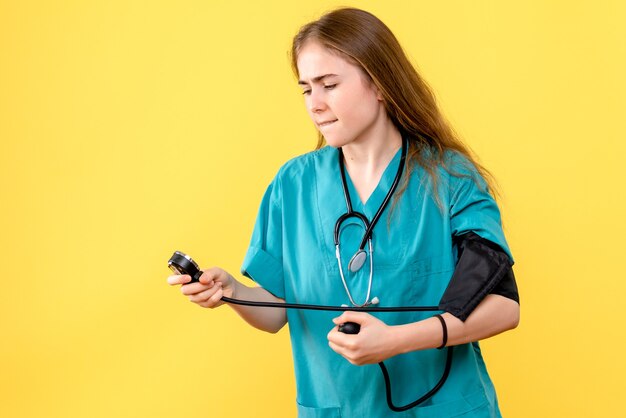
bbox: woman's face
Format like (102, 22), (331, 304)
(296, 41), (386, 148)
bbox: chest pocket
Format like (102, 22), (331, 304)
(368, 254), (454, 315)
(297, 403), (342, 418)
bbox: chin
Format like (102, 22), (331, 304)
(321, 135), (352, 149)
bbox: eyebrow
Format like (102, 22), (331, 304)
(297, 73), (339, 85)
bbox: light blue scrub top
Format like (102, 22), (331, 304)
(241, 146), (512, 418)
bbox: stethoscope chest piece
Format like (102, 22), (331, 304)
(348, 249), (367, 272)
(335, 135), (408, 305)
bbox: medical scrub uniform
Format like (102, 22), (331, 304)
(241, 145), (512, 418)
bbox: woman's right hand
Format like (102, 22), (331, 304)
(167, 267), (237, 309)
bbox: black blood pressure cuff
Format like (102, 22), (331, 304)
(438, 232), (519, 321)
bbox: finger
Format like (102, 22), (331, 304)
(328, 340), (341, 354)
(167, 274), (191, 285)
(328, 340), (358, 365)
(327, 328), (337, 343)
(199, 283), (224, 308)
(328, 339), (349, 356)
(208, 283), (224, 304)
(198, 268), (222, 284)
(187, 284), (220, 303)
(333, 311), (369, 325)
(180, 281), (213, 296)
(327, 326), (356, 348)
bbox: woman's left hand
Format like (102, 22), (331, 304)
(327, 311), (399, 365)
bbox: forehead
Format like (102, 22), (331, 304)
(296, 41), (361, 81)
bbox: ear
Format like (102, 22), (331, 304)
(373, 83), (384, 101)
(363, 71), (384, 102)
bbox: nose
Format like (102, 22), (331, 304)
(307, 88), (326, 114)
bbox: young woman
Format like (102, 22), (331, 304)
(168, 7), (519, 417)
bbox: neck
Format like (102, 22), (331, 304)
(341, 126), (403, 172)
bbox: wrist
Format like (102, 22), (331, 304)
(387, 325), (407, 358)
(394, 318), (445, 354)
(226, 275), (239, 299)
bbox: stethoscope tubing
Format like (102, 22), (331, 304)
(221, 293), (454, 412)
(333, 134), (409, 305)
(221, 295), (440, 312)
(380, 346), (454, 412)
(169, 131), (452, 411)
(335, 135), (408, 250)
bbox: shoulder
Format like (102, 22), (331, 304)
(438, 150), (489, 195)
(440, 150), (480, 178)
(412, 147), (479, 181)
(273, 146), (336, 184)
(260, 146), (335, 200)
(261, 146), (335, 208)
(410, 147), (490, 206)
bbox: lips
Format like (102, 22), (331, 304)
(318, 119), (337, 127)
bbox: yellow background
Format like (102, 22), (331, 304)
(1, 0), (625, 417)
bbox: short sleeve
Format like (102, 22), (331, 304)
(448, 158), (513, 263)
(240, 175), (285, 299)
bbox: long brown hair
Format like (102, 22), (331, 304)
(290, 7), (498, 203)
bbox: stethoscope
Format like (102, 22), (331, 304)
(334, 134), (408, 307)
(168, 134), (454, 411)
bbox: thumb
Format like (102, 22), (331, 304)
(333, 311), (368, 325)
(198, 267), (221, 285)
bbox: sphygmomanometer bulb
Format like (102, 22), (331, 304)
(338, 322), (360, 334)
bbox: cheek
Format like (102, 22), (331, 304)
(345, 95), (380, 123)
(333, 92), (366, 120)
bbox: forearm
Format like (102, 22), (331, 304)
(393, 294), (520, 354)
(227, 281), (287, 334)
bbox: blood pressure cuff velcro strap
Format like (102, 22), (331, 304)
(438, 232), (519, 321)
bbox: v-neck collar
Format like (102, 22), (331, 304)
(340, 146), (403, 218)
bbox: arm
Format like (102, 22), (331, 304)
(395, 294), (519, 353)
(327, 294), (519, 365)
(226, 280), (287, 334)
(168, 267), (287, 334)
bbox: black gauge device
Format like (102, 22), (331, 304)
(168, 251), (203, 283)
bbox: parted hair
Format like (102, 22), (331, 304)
(290, 7), (498, 203)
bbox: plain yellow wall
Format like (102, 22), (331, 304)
(1, 1), (625, 417)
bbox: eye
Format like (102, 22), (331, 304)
(324, 84), (337, 90)
(302, 89), (311, 95)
